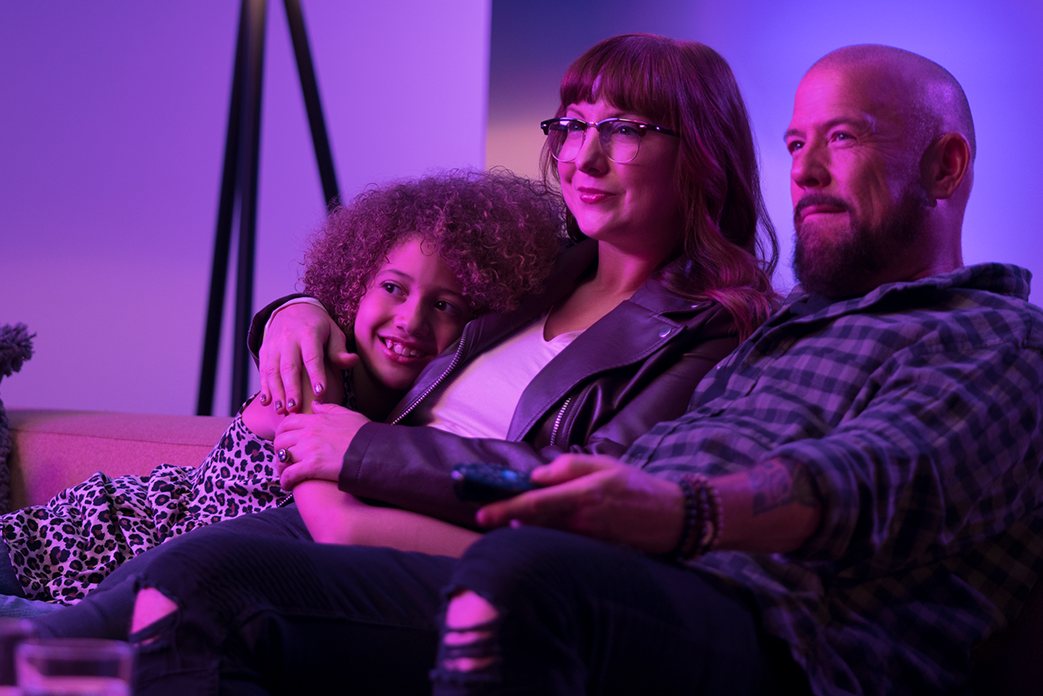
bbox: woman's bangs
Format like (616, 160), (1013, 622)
(558, 52), (674, 127)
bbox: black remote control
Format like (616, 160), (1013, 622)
(451, 462), (537, 503)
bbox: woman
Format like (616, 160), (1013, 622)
(105, 34), (785, 694)
(249, 31), (778, 542)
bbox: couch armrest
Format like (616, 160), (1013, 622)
(7, 409), (233, 509)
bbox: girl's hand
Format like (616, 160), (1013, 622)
(259, 302), (357, 414)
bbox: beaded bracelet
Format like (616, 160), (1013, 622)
(672, 474), (723, 560)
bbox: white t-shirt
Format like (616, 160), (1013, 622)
(423, 315), (580, 439)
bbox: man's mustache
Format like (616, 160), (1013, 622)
(794, 194), (850, 223)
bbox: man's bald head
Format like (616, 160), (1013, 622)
(786, 45), (974, 297)
(809, 44), (975, 160)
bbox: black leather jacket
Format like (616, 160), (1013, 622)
(331, 241), (740, 525)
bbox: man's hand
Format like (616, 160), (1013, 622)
(475, 454), (685, 555)
(273, 402), (370, 490)
(259, 302), (357, 414)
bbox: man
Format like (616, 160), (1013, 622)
(118, 45), (1043, 694)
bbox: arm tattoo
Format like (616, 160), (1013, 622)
(748, 460), (818, 516)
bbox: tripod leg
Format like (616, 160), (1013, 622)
(197, 0), (251, 416)
(284, 0), (341, 210)
(230, 0), (269, 414)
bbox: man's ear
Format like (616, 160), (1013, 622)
(922, 133), (972, 200)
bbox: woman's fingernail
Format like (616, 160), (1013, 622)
(275, 401), (283, 413)
(314, 383), (324, 395)
(287, 399), (297, 411)
(259, 393), (270, 405)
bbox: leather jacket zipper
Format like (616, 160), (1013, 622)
(390, 334), (468, 425)
(549, 396), (572, 446)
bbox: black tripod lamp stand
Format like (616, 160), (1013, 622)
(196, 0), (340, 416)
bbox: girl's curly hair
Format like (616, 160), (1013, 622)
(301, 169), (565, 333)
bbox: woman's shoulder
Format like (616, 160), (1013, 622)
(632, 275), (727, 317)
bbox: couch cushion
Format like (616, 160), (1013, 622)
(8, 409), (232, 508)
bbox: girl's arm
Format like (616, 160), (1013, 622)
(250, 358), (480, 556)
(295, 481), (480, 557)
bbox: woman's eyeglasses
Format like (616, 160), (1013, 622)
(540, 117), (679, 164)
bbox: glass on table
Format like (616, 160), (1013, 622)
(0, 618), (38, 695)
(16, 638), (132, 696)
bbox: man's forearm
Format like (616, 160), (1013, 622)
(715, 459), (822, 553)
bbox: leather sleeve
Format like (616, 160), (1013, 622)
(339, 308), (739, 526)
(341, 423), (537, 526)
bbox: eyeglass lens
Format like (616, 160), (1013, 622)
(546, 120), (644, 164)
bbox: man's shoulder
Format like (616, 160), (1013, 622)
(867, 263), (1043, 354)
(938, 264), (1043, 345)
(775, 264), (1043, 358)
(948, 263), (1034, 304)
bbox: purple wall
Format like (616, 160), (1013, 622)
(1, 1), (491, 415)
(2, 0), (1041, 417)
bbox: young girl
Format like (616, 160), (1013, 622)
(0, 169), (563, 604)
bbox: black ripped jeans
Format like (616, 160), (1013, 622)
(124, 526), (802, 695)
(33, 504), (313, 640)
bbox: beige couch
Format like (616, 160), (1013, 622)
(5, 408), (1041, 693)
(7, 409), (231, 508)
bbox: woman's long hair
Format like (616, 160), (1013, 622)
(541, 34), (779, 338)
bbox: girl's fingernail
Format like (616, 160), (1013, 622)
(287, 399), (297, 411)
(314, 383), (324, 395)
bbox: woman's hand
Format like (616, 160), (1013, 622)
(273, 402), (370, 490)
(259, 302), (357, 414)
(475, 454), (685, 555)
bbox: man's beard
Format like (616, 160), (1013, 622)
(792, 188), (928, 299)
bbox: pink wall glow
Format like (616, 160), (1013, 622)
(1, 1), (491, 415)
(2, 0), (1040, 417)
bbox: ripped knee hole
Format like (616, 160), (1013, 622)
(130, 587), (179, 645)
(440, 590), (502, 673)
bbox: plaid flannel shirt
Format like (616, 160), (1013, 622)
(623, 263), (1043, 695)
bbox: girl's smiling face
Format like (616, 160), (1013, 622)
(351, 237), (471, 399)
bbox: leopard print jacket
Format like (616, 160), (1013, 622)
(1, 415), (287, 604)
